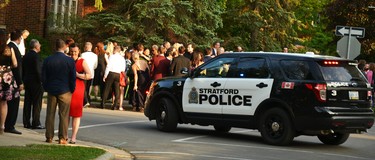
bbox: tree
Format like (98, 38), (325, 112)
(293, 0), (334, 54)
(79, 0), (223, 47)
(219, 0), (299, 52)
(325, 0), (375, 61)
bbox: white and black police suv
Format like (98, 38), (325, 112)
(144, 52), (374, 146)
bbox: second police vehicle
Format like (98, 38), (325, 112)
(144, 52), (374, 145)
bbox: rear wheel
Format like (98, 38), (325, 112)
(318, 133), (349, 145)
(155, 98), (178, 132)
(259, 108), (295, 145)
(214, 125), (231, 133)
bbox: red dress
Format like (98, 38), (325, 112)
(69, 58), (85, 117)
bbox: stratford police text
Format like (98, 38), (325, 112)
(199, 88), (252, 106)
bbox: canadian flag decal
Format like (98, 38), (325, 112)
(281, 82), (295, 89)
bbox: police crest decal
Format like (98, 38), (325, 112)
(189, 87), (198, 103)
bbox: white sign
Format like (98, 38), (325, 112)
(335, 26), (365, 38)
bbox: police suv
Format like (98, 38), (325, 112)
(144, 52), (374, 145)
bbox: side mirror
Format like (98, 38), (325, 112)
(180, 67), (189, 75)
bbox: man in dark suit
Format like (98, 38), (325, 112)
(22, 39), (44, 129)
(43, 39), (76, 144)
(170, 46), (190, 77)
(183, 43), (194, 60)
(4, 30), (24, 135)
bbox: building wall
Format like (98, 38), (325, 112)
(5, 0), (47, 36)
(3, 0), (85, 37)
(0, 0), (8, 29)
(2, 0), (103, 51)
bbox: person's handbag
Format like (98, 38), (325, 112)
(120, 72), (127, 87)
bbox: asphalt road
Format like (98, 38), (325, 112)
(18, 106), (375, 160)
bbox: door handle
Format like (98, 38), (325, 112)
(256, 82), (268, 88)
(211, 82), (221, 87)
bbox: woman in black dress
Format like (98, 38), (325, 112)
(0, 30), (18, 134)
(93, 42), (107, 101)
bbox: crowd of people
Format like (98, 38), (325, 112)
(91, 40), (230, 112)
(0, 28), (237, 144)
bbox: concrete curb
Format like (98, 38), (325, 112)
(0, 126), (134, 160)
(7, 98), (136, 160)
(95, 152), (115, 160)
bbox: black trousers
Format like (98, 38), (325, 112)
(5, 96), (20, 130)
(83, 79), (92, 105)
(101, 72), (120, 109)
(23, 82), (44, 127)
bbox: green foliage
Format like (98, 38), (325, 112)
(78, 0), (223, 47)
(78, 12), (131, 45)
(79, 0), (375, 58)
(0, 144), (105, 160)
(219, 0), (298, 52)
(293, 0), (334, 55)
(95, 0), (104, 11)
(25, 34), (52, 60)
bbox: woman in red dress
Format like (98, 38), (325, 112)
(68, 44), (91, 143)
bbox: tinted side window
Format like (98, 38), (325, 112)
(227, 57), (269, 78)
(197, 57), (235, 78)
(280, 60), (315, 80)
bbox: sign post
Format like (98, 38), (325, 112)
(347, 27), (352, 59)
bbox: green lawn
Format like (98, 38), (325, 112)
(0, 144), (105, 160)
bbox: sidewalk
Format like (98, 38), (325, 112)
(0, 94), (135, 160)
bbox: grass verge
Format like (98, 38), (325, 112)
(0, 144), (106, 160)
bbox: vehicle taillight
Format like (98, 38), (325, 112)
(305, 83), (327, 102)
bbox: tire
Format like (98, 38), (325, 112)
(259, 108), (295, 145)
(155, 98), (178, 132)
(318, 133), (349, 145)
(214, 125), (231, 133)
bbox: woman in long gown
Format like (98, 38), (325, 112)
(68, 44), (91, 143)
(131, 52), (150, 112)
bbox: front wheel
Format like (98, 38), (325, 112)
(155, 98), (178, 132)
(258, 108), (295, 145)
(318, 133), (349, 145)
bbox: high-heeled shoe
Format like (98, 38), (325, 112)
(119, 107), (124, 111)
(0, 127), (4, 135)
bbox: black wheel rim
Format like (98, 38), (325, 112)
(264, 114), (284, 139)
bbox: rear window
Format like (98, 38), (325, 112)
(318, 61), (366, 82)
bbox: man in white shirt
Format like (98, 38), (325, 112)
(19, 30), (30, 57)
(81, 42), (98, 107)
(101, 46), (126, 110)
